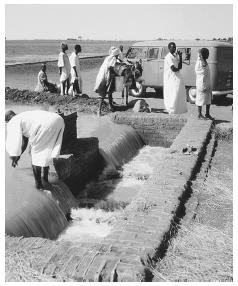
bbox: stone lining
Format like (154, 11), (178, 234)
(110, 112), (187, 147)
(5, 114), (214, 282)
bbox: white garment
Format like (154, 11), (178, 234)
(34, 70), (47, 92)
(58, 52), (71, 82)
(163, 52), (187, 114)
(6, 111), (65, 167)
(94, 47), (120, 95)
(69, 51), (82, 92)
(69, 52), (81, 81)
(195, 56), (212, 106)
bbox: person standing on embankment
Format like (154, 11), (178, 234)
(58, 43), (71, 96)
(94, 46), (120, 115)
(163, 42), (187, 114)
(69, 44), (83, 96)
(5, 110), (65, 192)
(195, 48), (214, 120)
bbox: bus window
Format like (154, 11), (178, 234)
(161, 47), (191, 63)
(126, 47), (147, 59)
(177, 48), (191, 63)
(161, 47), (169, 59)
(148, 48), (159, 59)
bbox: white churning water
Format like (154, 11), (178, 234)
(58, 146), (166, 243)
(57, 208), (122, 243)
(5, 106), (166, 242)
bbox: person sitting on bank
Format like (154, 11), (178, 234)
(34, 63), (58, 93)
(69, 44), (83, 96)
(58, 42), (71, 96)
(195, 48), (214, 120)
(5, 110), (65, 191)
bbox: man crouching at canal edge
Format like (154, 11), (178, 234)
(5, 110), (65, 192)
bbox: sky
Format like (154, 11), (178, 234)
(5, 4), (233, 40)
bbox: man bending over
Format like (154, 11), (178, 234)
(5, 110), (65, 191)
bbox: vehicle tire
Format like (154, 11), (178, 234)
(154, 88), (163, 98)
(187, 87), (196, 104)
(129, 82), (146, 97)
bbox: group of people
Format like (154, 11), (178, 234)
(35, 43), (82, 97)
(93, 41), (213, 119)
(164, 42), (213, 120)
(34, 41), (213, 120)
(5, 42), (214, 194)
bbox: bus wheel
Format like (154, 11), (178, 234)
(154, 88), (163, 98)
(129, 82), (146, 97)
(187, 87), (196, 104)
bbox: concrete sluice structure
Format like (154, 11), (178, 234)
(6, 111), (216, 282)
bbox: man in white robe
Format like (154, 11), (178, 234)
(163, 42), (187, 114)
(58, 43), (71, 96)
(69, 44), (82, 96)
(5, 110), (65, 190)
(94, 47), (120, 115)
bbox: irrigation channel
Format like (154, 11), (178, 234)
(5, 104), (167, 243)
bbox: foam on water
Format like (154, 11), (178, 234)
(58, 208), (121, 243)
(5, 105), (166, 242)
(61, 146), (167, 244)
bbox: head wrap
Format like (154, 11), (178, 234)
(110, 48), (120, 57)
(61, 42), (68, 50)
(109, 46), (116, 55)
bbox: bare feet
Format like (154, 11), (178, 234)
(205, 114), (215, 120)
(198, 114), (208, 120)
(42, 179), (52, 190)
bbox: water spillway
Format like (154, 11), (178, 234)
(5, 107), (145, 240)
(77, 115), (144, 169)
(6, 107), (184, 244)
(5, 138), (77, 239)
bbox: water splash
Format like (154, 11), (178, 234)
(77, 115), (144, 169)
(57, 208), (122, 243)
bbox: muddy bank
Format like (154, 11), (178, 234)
(5, 87), (112, 115)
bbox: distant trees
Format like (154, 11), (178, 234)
(212, 37), (233, 43)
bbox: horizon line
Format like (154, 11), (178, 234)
(5, 37), (233, 41)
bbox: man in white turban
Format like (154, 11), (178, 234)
(94, 47), (120, 115)
(5, 110), (65, 191)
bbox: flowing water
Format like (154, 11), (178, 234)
(5, 104), (166, 242)
(58, 145), (166, 243)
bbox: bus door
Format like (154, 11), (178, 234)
(143, 47), (160, 86)
(177, 47), (192, 86)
